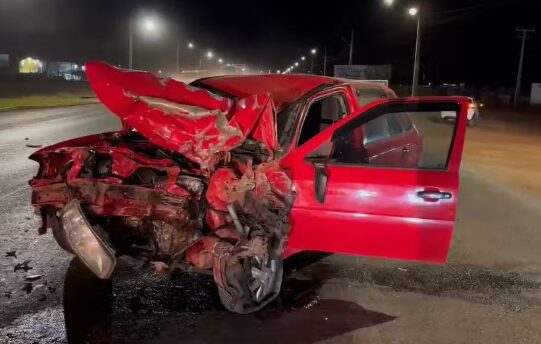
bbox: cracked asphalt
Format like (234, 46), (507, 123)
(1, 104), (541, 343)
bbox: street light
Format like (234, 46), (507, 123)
(294, 62), (299, 67)
(408, 6), (421, 96)
(187, 42), (194, 49)
(206, 51), (214, 59)
(128, 15), (163, 69)
(383, 0), (395, 6)
(144, 19), (157, 31)
(218, 58), (223, 64)
(310, 48), (317, 73)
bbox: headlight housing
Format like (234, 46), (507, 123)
(61, 200), (116, 279)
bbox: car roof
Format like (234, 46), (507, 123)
(192, 74), (393, 108)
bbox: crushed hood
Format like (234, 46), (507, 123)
(85, 62), (279, 171)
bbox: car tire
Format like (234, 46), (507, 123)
(216, 247), (283, 314)
(64, 258), (113, 343)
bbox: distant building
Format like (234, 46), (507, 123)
(46, 61), (84, 81)
(19, 57), (44, 74)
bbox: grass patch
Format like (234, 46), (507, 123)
(0, 95), (97, 111)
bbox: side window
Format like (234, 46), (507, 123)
(298, 94), (347, 146)
(331, 108), (458, 170)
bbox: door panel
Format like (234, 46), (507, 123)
(283, 98), (468, 263)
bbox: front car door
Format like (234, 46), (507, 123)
(282, 97), (468, 263)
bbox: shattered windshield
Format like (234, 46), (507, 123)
(276, 99), (306, 154)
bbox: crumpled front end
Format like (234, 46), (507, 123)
(29, 62), (294, 313)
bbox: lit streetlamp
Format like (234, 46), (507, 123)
(408, 6), (421, 96)
(129, 15), (161, 69)
(310, 48), (317, 73)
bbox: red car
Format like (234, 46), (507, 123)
(29, 62), (468, 313)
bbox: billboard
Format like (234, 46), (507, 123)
(0, 54), (9, 68)
(334, 65), (391, 81)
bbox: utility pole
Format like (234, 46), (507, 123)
(128, 21), (133, 69)
(176, 38), (181, 74)
(323, 47), (327, 76)
(348, 29), (354, 65)
(514, 27), (535, 106)
(411, 10), (421, 96)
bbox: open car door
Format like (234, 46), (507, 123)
(283, 97), (468, 263)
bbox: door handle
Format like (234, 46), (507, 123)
(416, 190), (452, 200)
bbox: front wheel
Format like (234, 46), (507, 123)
(64, 258), (113, 344)
(214, 242), (283, 314)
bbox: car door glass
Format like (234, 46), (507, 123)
(298, 94), (347, 146)
(331, 110), (458, 170)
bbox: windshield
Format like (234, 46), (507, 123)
(276, 99), (306, 154)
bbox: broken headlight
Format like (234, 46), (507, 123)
(61, 200), (116, 279)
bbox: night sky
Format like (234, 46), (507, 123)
(0, 0), (539, 86)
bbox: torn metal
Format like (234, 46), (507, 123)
(29, 62), (294, 313)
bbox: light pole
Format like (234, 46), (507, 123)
(310, 48), (317, 73)
(409, 6), (421, 96)
(301, 56), (306, 73)
(128, 16), (159, 69)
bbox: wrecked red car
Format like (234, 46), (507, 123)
(29, 62), (468, 313)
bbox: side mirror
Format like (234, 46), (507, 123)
(305, 155), (329, 203)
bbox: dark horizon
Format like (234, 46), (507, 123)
(0, 0), (539, 86)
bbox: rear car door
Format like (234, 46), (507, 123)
(283, 97), (468, 263)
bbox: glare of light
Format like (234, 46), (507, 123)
(226, 63), (231, 67)
(241, 67), (246, 72)
(218, 58), (223, 63)
(276, 70), (281, 73)
(187, 42), (194, 49)
(82, 66), (86, 72)
(311, 48), (317, 55)
(301, 56), (305, 61)
(74, 64), (78, 69)
(158, 69), (162, 74)
(206, 51), (214, 59)
(143, 18), (157, 31)
(294, 62), (299, 67)
(408, 7), (419, 16)
(383, 0), (394, 6)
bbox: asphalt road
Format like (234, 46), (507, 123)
(0, 104), (540, 343)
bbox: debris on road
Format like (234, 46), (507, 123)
(14, 260), (33, 272)
(24, 274), (42, 282)
(5, 251), (17, 258)
(25, 144), (43, 148)
(48, 286), (56, 294)
(3, 291), (12, 298)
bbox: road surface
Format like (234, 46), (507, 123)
(0, 104), (540, 343)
